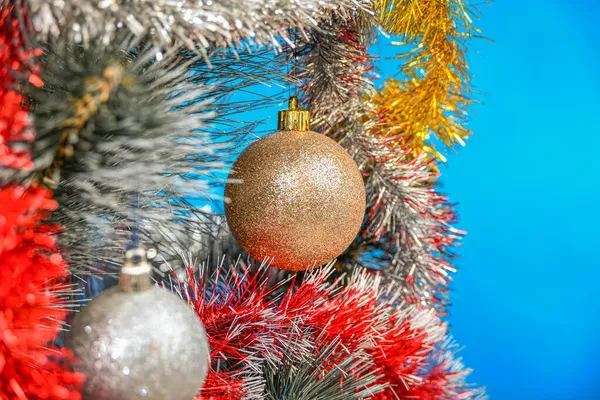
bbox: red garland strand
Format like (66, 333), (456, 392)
(195, 370), (247, 400)
(177, 267), (478, 400)
(185, 268), (277, 365)
(1, 4), (83, 399)
(0, 5), (42, 171)
(0, 185), (84, 399)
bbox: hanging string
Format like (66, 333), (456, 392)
(286, 33), (292, 100)
(288, 31), (315, 105)
(293, 32), (299, 99)
(127, 195), (141, 251)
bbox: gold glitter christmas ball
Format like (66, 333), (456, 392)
(225, 99), (365, 271)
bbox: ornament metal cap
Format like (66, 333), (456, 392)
(278, 96), (310, 131)
(119, 248), (152, 292)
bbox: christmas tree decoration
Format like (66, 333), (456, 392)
(2, 0), (487, 396)
(26, 0), (362, 55)
(0, 185), (83, 400)
(172, 261), (484, 399)
(225, 97), (365, 271)
(67, 248), (210, 400)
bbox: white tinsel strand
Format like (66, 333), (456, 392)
(359, 143), (464, 310)
(172, 257), (288, 399)
(23, 0), (370, 59)
(353, 132), (463, 312)
(428, 338), (489, 400)
(170, 260), (385, 399)
(293, 12), (376, 138)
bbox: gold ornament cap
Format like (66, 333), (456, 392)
(119, 248), (152, 292)
(278, 97), (310, 131)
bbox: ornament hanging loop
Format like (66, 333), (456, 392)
(278, 96), (310, 131)
(119, 248), (152, 292)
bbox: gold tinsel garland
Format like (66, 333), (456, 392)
(374, 0), (481, 160)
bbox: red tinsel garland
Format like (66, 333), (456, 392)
(196, 370), (247, 400)
(1, 4), (83, 399)
(177, 267), (480, 400)
(0, 185), (84, 399)
(0, 5), (42, 171)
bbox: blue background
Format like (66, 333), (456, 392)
(224, 1), (600, 398)
(422, 1), (600, 399)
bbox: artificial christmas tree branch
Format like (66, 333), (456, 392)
(22, 33), (227, 283)
(262, 332), (386, 400)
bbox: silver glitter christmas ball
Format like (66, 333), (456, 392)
(67, 249), (210, 400)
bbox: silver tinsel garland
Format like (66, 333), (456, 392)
(359, 145), (464, 309)
(24, 0), (370, 58)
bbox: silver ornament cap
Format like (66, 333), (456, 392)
(68, 248), (210, 400)
(118, 248), (152, 292)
